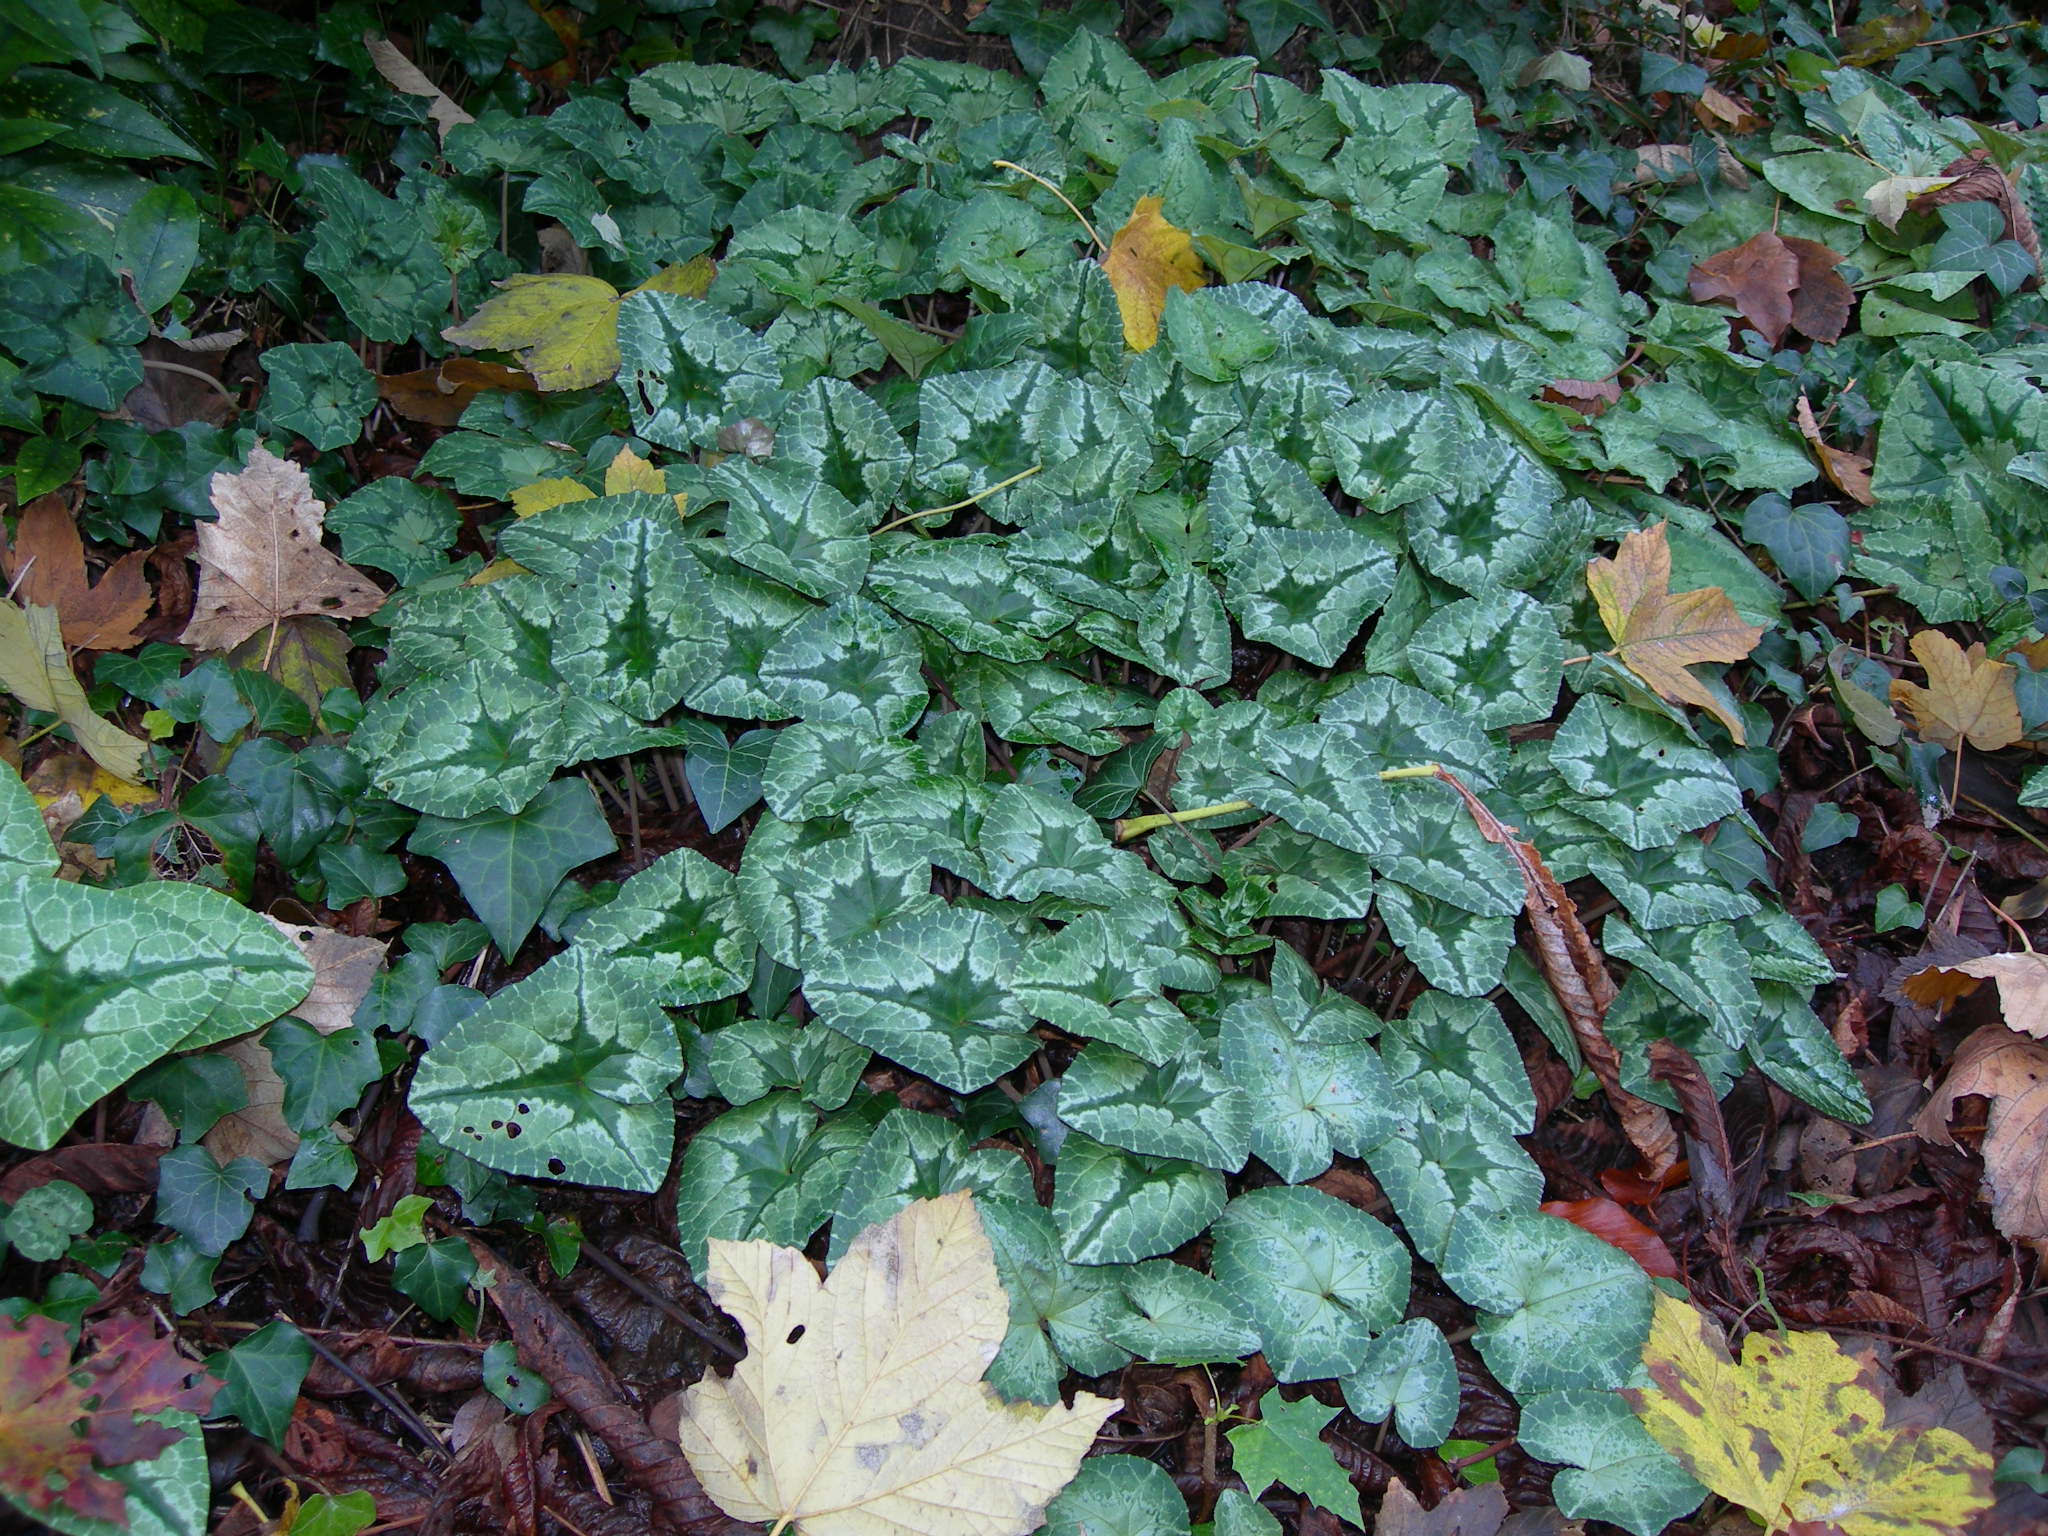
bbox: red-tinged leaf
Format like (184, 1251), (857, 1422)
(1540, 1197), (1683, 1279)
(0, 1312), (219, 1525)
(1601, 1160), (1690, 1207)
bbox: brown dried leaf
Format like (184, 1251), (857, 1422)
(1432, 768), (1679, 1176)
(1794, 393), (1874, 505)
(1690, 232), (1799, 346)
(1374, 1478), (1507, 1536)
(1913, 1024), (2048, 1241)
(1694, 85), (1761, 134)
(0, 495), (154, 651)
(1889, 630), (2023, 753)
(178, 448), (385, 654)
(365, 33), (473, 141)
(1586, 521), (1764, 744)
(1782, 235), (1853, 343)
(1543, 377), (1622, 418)
(378, 358), (534, 427)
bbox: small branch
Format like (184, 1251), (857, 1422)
(992, 160), (1103, 252)
(871, 465), (1042, 534)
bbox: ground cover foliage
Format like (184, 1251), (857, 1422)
(0, 0), (2046, 1531)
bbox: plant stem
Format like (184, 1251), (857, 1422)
(1113, 765), (1441, 841)
(871, 465), (1042, 534)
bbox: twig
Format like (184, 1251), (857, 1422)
(871, 464), (1042, 534)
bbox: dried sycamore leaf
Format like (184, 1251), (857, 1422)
(674, 1191), (1119, 1536)
(1626, 1291), (1992, 1536)
(365, 33), (473, 141)
(0, 494), (153, 651)
(1865, 174), (1957, 229)
(1100, 195), (1205, 352)
(1913, 1024), (2048, 1241)
(178, 448), (385, 655)
(444, 258), (716, 392)
(1902, 951), (2048, 1037)
(1794, 393), (1874, 505)
(1888, 631), (2022, 753)
(1585, 522), (1763, 744)
(0, 597), (147, 782)
(0, 1311), (218, 1526)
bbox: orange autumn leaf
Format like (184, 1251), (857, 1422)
(1585, 522), (1764, 743)
(1913, 1024), (2048, 1241)
(1889, 631), (2022, 753)
(1794, 393), (1874, 506)
(1100, 195), (1205, 352)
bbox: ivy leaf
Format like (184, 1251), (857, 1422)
(1225, 1388), (1361, 1526)
(1625, 1291), (1993, 1536)
(408, 778), (618, 959)
(672, 1193), (1119, 1536)
(1100, 194), (1205, 351)
(1889, 630), (2023, 753)
(443, 261), (714, 392)
(1585, 521), (1764, 744)
(155, 1143), (268, 1257)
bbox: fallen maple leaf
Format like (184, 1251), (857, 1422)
(1914, 1024), (2048, 1242)
(444, 258), (715, 392)
(1794, 393), (1874, 506)
(0, 597), (147, 782)
(673, 1191), (1119, 1536)
(0, 495), (153, 651)
(1688, 231), (1851, 347)
(378, 357), (533, 427)
(1100, 195), (1205, 352)
(1585, 522), (1764, 744)
(178, 447), (385, 656)
(0, 1311), (218, 1525)
(1902, 950), (2048, 1038)
(1888, 630), (2023, 754)
(1626, 1291), (1993, 1536)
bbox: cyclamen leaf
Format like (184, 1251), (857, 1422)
(826, 1105), (1035, 1262)
(1058, 1042), (1251, 1171)
(1053, 1134), (1226, 1266)
(1110, 1259), (1261, 1365)
(672, 1193), (1119, 1536)
(1625, 1291), (1992, 1536)
(1518, 1389), (1705, 1536)
(1339, 1318), (1458, 1450)
(674, 1093), (875, 1271)
(1585, 521), (1764, 744)
(1210, 1185), (1408, 1382)
(409, 949), (683, 1192)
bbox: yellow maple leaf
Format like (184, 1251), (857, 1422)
(1888, 630), (2022, 753)
(1100, 195), (1205, 352)
(1626, 1291), (1991, 1536)
(603, 445), (687, 517)
(444, 256), (715, 392)
(673, 1192), (1119, 1536)
(1585, 522), (1764, 743)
